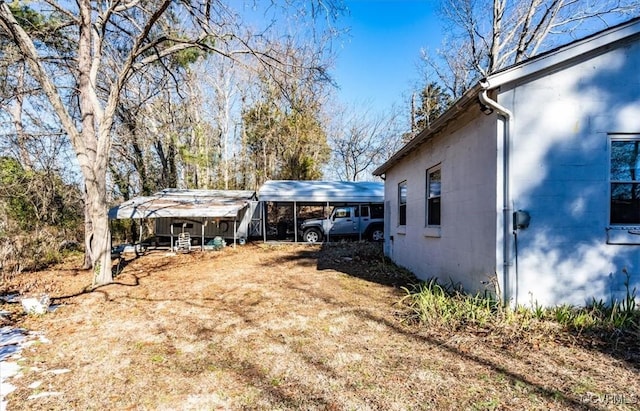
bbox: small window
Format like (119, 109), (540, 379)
(398, 181), (407, 226)
(334, 208), (351, 219)
(354, 206), (369, 217)
(370, 204), (384, 219)
(426, 167), (441, 226)
(611, 137), (640, 224)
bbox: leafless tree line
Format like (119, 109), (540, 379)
(419, 0), (640, 99)
(0, 0), (355, 285)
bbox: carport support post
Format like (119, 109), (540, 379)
(294, 201), (298, 243)
(326, 201), (330, 242)
(358, 205), (362, 241)
(262, 202), (267, 243)
(201, 219), (206, 251)
(233, 219), (237, 248)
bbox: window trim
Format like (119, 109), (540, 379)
(398, 180), (407, 226)
(426, 165), (442, 227)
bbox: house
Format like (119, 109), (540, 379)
(373, 18), (640, 306)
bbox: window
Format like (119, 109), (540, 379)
(611, 137), (640, 224)
(398, 181), (407, 225)
(426, 167), (441, 226)
(370, 204), (384, 219)
(333, 208), (351, 219)
(354, 206), (369, 218)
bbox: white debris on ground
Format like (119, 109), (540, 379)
(0, 294), (63, 411)
(20, 296), (50, 316)
(1, 326), (29, 411)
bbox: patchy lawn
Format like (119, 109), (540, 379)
(1, 242), (639, 410)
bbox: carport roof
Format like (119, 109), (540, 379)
(258, 180), (384, 203)
(108, 189), (256, 220)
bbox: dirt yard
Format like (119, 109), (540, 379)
(1, 242), (639, 410)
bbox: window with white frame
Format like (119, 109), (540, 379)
(398, 181), (407, 226)
(610, 136), (640, 225)
(426, 166), (441, 226)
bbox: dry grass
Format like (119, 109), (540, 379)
(1, 242), (639, 410)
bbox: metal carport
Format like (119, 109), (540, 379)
(108, 189), (259, 249)
(257, 180), (384, 242)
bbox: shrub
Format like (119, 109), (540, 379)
(0, 227), (77, 280)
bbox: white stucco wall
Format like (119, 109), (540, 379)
(384, 111), (498, 294)
(502, 36), (640, 306)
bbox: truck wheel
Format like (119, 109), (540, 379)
(303, 228), (323, 243)
(370, 227), (384, 242)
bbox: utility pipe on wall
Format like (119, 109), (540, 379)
(479, 80), (514, 306)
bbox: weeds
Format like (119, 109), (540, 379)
(399, 274), (640, 342)
(399, 279), (502, 331)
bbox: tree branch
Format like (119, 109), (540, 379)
(0, 2), (85, 159)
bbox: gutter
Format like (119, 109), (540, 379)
(478, 80), (513, 306)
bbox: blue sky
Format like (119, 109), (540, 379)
(331, 0), (443, 112)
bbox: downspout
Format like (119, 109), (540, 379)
(479, 80), (513, 306)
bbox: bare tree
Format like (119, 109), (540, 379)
(0, 1), (342, 286)
(422, 0), (640, 98)
(327, 103), (404, 181)
(0, 37), (71, 175)
(199, 55), (244, 190)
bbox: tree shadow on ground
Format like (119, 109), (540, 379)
(284, 281), (608, 411)
(50, 255), (171, 303)
(312, 242), (640, 373)
(5, 242), (637, 409)
(316, 241), (417, 287)
(118, 255), (608, 410)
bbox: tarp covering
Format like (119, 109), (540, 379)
(258, 180), (384, 203)
(108, 189), (256, 220)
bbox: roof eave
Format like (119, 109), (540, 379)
(373, 82), (483, 176)
(373, 17), (640, 177)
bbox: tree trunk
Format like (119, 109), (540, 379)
(77, 0), (113, 286)
(131, 136), (152, 195)
(89, 197), (112, 286)
(83, 189), (93, 269)
(9, 61), (33, 171)
(489, 0), (505, 74)
(156, 138), (178, 188)
(167, 140), (178, 188)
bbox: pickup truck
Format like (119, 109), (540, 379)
(299, 204), (384, 243)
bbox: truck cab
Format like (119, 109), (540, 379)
(299, 204), (384, 243)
